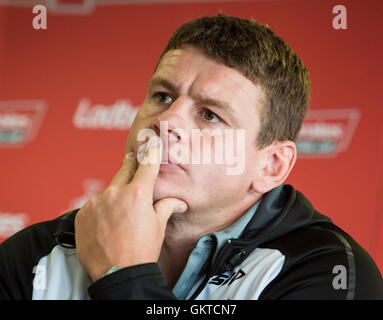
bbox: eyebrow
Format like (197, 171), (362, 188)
(148, 76), (179, 95)
(148, 76), (240, 123)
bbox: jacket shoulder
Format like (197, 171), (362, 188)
(258, 220), (383, 300)
(0, 210), (78, 299)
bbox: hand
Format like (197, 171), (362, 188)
(74, 136), (188, 281)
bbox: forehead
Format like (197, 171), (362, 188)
(153, 46), (264, 125)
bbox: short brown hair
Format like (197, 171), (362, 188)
(157, 14), (310, 148)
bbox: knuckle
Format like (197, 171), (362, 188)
(104, 185), (120, 201)
(119, 166), (133, 177)
(88, 195), (98, 208)
(86, 188), (105, 208)
(129, 183), (147, 200)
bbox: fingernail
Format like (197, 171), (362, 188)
(145, 137), (161, 158)
(148, 136), (161, 148)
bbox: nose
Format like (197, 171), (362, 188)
(152, 98), (190, 144)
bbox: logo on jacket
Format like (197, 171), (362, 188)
(296, 108), (360, 157)
(208, 269), (246, 286)
(0, 100), (47, 147)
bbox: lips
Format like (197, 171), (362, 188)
(164, 152), (185, 169)
(136, 140), (186, 171)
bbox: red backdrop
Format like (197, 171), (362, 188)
(0, 0), (382, 274)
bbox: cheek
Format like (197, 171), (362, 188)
(191, 165), (252, 205)
(190, 164), (236, 190)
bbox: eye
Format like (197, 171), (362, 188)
(154, 92), (174, 105)
(202, 109), (221, 123)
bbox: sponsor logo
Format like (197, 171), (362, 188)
(0, 212), (28, 238)
(0, 100), (47, 147)
(297, 108), (360, 157)
(48, 0), (95, 15)
(208, 269), (246, 286)
(73, 98), (139, 130)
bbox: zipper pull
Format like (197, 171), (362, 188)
(224, 248), (246, 271)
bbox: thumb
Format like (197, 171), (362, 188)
(154, 198), (188, 222)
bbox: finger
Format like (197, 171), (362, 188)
(154, 198), (188, 223)
(131, 136), (162, 189)
(109, 151), (138, 187)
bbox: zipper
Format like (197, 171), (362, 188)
(189, 238), (243, 300)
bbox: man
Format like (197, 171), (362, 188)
(0, 14), (382, 300)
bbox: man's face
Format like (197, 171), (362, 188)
(126, 46), (266, 215)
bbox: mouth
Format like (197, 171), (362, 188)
(159, 162), (185, 172)
(160, 153), (186, 172)
(136, 141), (186, 172)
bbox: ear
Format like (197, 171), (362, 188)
(251, 141), (297, 194)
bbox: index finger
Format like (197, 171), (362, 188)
(131, 136), (162, 189)
(109, 151), (138, 187)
